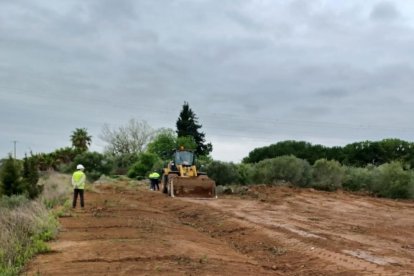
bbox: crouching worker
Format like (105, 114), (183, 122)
(149, 171), (160, 191)
(72, 164), (86, 208)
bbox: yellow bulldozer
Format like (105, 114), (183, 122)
(161, 148), (216, 198)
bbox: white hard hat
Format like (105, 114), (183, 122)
(76, 164), (85, 170)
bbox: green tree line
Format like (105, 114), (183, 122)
(204, 156), (414, 199)
(243, 139), (414, 167)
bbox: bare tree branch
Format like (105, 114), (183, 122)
(99, 120), (156, 155)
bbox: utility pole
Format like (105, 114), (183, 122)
(13, 140), (17, 159)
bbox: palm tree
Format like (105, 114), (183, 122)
(71, 128), (92, 152)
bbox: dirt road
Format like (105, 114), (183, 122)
(25, 181), (414, 275)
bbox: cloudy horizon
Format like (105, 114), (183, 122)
(1, 0), (414, 162)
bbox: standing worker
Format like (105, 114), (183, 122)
(149, 171), (160, 191)
(72, 164), (86, 208)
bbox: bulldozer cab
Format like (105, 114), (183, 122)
(174, 150), (195, 166)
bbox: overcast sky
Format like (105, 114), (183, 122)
(1, 0), (414, 162)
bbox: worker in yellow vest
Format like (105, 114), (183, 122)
(149, 171), (160, 191)
(72, 164), (86, 208)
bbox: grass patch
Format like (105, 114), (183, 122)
(0, 172), (71, 275)
(0, 199), (58, 275)
(264, 245), (287, 256)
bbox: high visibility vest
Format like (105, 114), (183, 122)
(149, 172), (160, 179)
(72, 170), (86, 190)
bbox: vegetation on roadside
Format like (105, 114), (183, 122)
(0, 154), (71, 275)
(0, 155), (42, 199)
(207, 156), (414, 199)
(127, 152), (161, 180)
(0, 192), (61, 275)
(243, 139), (414, 168)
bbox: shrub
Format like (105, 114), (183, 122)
(0, 195), (30, 208)
(371, 162), (414, 199)
(0, 198), (58, 275)
(195, 155), (213, 170)
(21, 155), (42, 199)
(237, 163), (255, 185)
(0, 173), (71, 275)
(206, 161), (240, 186)
(253, 155), (312, 187)
(0, 156), (23, 196)
(110, 153), (140, 175)
(127, 163), (147, 179)
(311, 159), (345, 191)
(39, 173), (72, 208)
(72, 152), (113, 181)
(127, 153), (160, 179)
(0, 155), (43, 199)
(343, 166), (374, 192)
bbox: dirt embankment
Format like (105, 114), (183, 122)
(24, 182), (414, 275)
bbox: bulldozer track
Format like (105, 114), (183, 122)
(180, 204), (400, 275)
(182, 193), (414, 276)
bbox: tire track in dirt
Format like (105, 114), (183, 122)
(71, 255), (260, 266)
(231, 214), (395, 275)
(181, 195), (414, 276)
(256, 225), (397, 276)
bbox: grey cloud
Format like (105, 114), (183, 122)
(2, 0), (414, 161)
(225, 10), (264, 32)
(316, 88), (349, 99)
(290, 105), (332, 119)
(370, 1), (400, 21)
(90, 0), (137, 21)
(288, 0), (315, 16)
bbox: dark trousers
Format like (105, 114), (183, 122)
(73, 189), (84, 208)
(150, 179), (159, 190)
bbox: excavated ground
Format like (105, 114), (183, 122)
(24, 181), (414, 275)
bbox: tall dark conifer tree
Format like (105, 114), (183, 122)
(176, 102), (212, 156)
(22, 154), (41, 199)
(0, 155), (22, 196)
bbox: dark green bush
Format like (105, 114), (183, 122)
(343, 166), (374, 192)
(237, 163), (255, 185)
(253, 155), (311, 187)
(21, 155), (42, 199)
(110, 153), (140, 175)
(127, 153), (160, 179)
(311, 159), (345, 191)
(371, 162), (414, 199)
(72, 152), (113, 181)
(206, 161), (241, 186)
(195, 155), (213, 170)
(0, 156), (24, 196)
(0, 155), (43, 199)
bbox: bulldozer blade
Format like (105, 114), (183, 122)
(170, 176), (216, 198)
